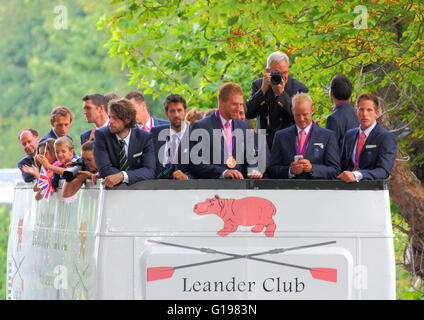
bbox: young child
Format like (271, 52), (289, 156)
(33, 138), (57, 200)
(37, 137), (76, 191)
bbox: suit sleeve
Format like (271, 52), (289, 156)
(94, 129), (121, 178)
(17, 158), (35, 183)
(325, 115), (341, 143)
(245, 80), (265, 119)
(188, 123), (227, 179)
(310, 132), (340, 179)
(359, 132), (397, 180)
(266, 133), (290, 179)
(126, 133), (156, 183)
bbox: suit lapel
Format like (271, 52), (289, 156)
(304, 124), (317, 160)
(348, 128), (360, 167)
(289, 125), (297, 157)
(127, 128), (138, 168)
(359, 124), (379, 165)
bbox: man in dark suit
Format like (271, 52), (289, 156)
(40, 106), (74, 142)
(190, 83), (264, 179)
(80, 94), (109, 145)
(125, 91), (169, 132)
(246, 51), (308, 148)
(267, 93), (340, 179)
(151, 94), (192, 180)
(17, 129), (40, 182)
(338, 93), (397, 182)
(94, 98), (156, 187)
(325, 74), (359, 150)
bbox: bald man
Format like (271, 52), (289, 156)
(17, 129), (40, 182)
(267, 93), (340, 179)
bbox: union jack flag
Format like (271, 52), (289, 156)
(37, 166), (53, 200)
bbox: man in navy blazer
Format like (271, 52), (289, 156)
(151, 94), (192, 179)
(267, 93), (340, 179)
(40, 106), (74, 142)
(246, 51), (308, 148)
(80, 94), (109, 145)
(338, 93), (397, 182)
(190, 83), (264, 179)
(94, 98), (156, 187)
(17, 129), (40, 183)
(325, 74), (359, 150)
(125, 91), (169, 132)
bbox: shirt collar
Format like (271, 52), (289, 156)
(334, 101), (348, 110)
(141, 116), (153, 130)
(52, 128), (60, 138)
(217, 112), (232, 128)
(115, 128), (131, 145)
(359, 121), (377, 137)
(96, 118), (109, 130)
(169, 121), (187, 140)
(295, 122), (313, 135)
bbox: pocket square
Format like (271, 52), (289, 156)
(313, 143), (324, 149)
(133, 151), (143, 158)
(365, 145), (377, 149)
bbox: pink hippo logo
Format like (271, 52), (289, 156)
(193, 195), (277, 237)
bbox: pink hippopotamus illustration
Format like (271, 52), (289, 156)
(193, 195), (277, 237)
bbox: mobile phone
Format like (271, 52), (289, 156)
(294, 155), (303, 162)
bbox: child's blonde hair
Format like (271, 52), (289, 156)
(54, 136), (74, 151)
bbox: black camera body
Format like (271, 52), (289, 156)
(63, 157), (89, 182)
(270, 72), (283, 86)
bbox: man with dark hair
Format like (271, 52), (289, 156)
(104, 92), (120, 106)
(125, 91), (168, 131)
(94, 98), (156, 187)
(80, 94), (109, 145)
(267, 93), (340, 179)
(17, 129), (40, 182)
(325, 74), (359, 150)
(338, 93), (397, 182)
(151, 94), (192, 180)
(40, 106), (74, 142)
(246, 51), (308, 148)
(62, 141), (99, 198)
(189, 83), (263, 179)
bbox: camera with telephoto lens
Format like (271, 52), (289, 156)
(270, 72), (284, 86)
(63, 157), (89, 182)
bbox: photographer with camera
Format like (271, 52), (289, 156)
(246, 51), (308, 148)
(62, 141), (99, 198)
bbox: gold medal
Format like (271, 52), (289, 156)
(353, 167), (360, 171)
(226, 156), (236, 169)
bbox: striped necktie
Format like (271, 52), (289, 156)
(119, 140), (129, 171)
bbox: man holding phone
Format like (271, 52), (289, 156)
(246, 51), (309, 149)
(267, 93), (340, 179)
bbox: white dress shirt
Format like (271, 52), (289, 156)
(115, 129), (132, 184)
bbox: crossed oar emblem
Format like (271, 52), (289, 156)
(11, 256), (25, 291)
(147, 240), (337, 283)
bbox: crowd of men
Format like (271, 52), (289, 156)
(17, 51), (397, 198)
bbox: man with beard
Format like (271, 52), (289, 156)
(93, 98), (156, 187)
(151, 94), (192, 180)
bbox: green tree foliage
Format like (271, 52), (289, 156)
(100, 0), (424, 164)
(0, 0), (135, 168)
